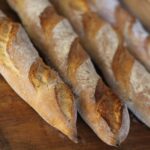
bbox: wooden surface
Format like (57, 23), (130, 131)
(0, 76), (150, 150)
(123, 0), (150, 30)
(0, 0), (150, 149)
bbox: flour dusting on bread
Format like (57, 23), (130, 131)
(130, 61), (150, 100)
(24, 0), (50, 27)
(96, 24), (118, 80)
(52, 19), (77, 69)
(89, 0), (119, 24)
(10, 25), (38, 74)
(132, 20), (148, 41)
(76, 59), (99, 95)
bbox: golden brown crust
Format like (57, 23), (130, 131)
(0, 19), (19, 72)
(48, 0), (130, 144)
(123, 0), (150, 30)
(67, 37), (88, 85)
(0, 19), (11, 54)
(40, 6), (63, 40)
(0, 10), (78, 142)
(55, 82), (74, 120)
(7, 0), (130, 145)
(69, 0), (90, 13)
(115, 5), (132, 32)
(124, 17), (150, 72)
(7, 22), (19, 46)
(86, 0), (150, 72)
(29, 58), (56, 89)
(0, 19), (11, 40)
(6, 22), (19, 62)
(112, 44), (134, 97)
(95, 79), (123, 134)
(82, 12), (105, 39)
(29, 58), (75, 125)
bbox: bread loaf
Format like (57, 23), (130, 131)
(87, 0), (150, 72)
(8, 0), (130, 146)
(0, 10), (77, 142)
(49, 0), (150, 127)
(123, 0), (150, 31)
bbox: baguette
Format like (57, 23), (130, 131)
(123, 0), (150, 31)
(87, 0), (150, 72)
(49, 0), (150, 127)
(0, 10), (77, 142)
(8, 0), (130, 146)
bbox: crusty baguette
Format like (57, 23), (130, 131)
(87, 0), (150, 72)
(123, 0), (150, 31)
(49, 0), (150, 127)
(0, 10), (77, 142)
(7, 0), (130, 146)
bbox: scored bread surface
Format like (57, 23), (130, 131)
(0, 11), (77, 142)
(7, 0), (130, 146)
(87, 0), (150, 72)
(49, 0), (150, 127)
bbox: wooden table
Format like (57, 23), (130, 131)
(0, 0), (150, 149)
